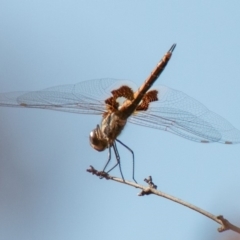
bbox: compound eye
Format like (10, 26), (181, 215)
(89, 130), (107, 152)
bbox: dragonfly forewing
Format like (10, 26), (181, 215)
(129, 85), (240, 144)
(0, 79), (136, 115)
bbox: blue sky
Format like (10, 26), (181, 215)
(0, 1), (240, 240)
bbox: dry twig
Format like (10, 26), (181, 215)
(87, 165), (240, 234)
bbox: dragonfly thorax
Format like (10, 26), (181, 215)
(89, 112), (127, 152)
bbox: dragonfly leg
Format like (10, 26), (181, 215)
(104, 141), (125, 182)
(112, 141), (125, 182)
(101, 143), (123, 181)
(102, 145), (112, 173)
(99, 146), (114, 180)
(116, 139), (137, 183)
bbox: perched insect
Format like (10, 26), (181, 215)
(0, 44), (239, 182)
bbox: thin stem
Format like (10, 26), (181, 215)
(87, 166), (240, 235)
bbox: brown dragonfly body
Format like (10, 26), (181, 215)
(88, 44), (176, 181)
(90, 44), (176, 155)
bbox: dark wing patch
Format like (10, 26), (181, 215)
(136, 90), (158, 111)
(105, 85), (134, 110)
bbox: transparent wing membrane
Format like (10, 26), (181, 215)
(0, 79), (135, 115)
(0, 79), (239, 144)
(129, 85), (240, 144)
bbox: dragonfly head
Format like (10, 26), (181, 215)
(89, 125), (108, 151)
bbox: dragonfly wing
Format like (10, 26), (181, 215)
(0, 79), (135, 115)
(129, 85), (240, 144)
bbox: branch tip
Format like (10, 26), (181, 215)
(217, 215), (240, 233)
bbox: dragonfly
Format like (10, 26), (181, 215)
(0, 44), (239, 182)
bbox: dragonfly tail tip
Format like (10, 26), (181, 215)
(169, 43), (177, 53)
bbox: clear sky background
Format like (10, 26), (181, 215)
(0, 1), (240, 240)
